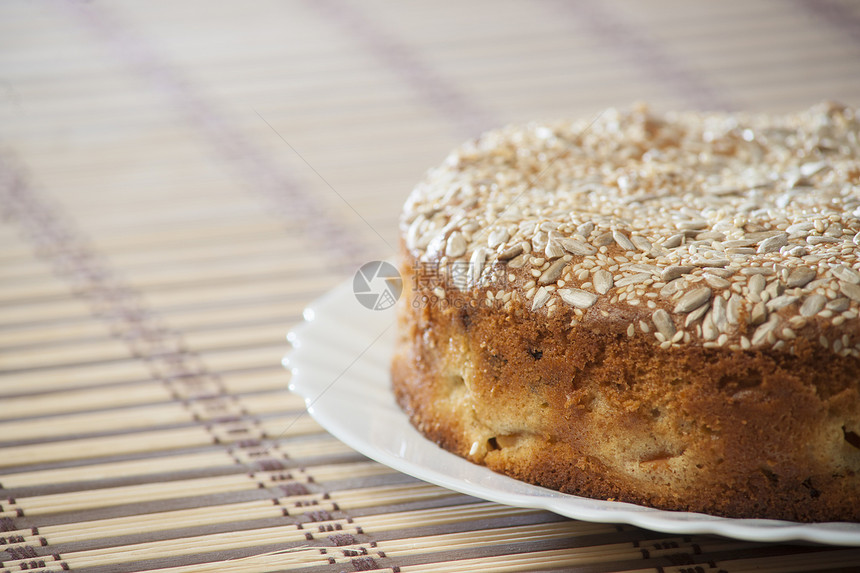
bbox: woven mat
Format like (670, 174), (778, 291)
(3, 1), (860, 571)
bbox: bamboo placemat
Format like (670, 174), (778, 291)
(2, 1), (860, 571)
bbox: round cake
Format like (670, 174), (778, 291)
(391, 103), (860, 522)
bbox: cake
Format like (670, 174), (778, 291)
(391, 103), (860, 522)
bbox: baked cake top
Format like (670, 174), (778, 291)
(401, 103), (860, 354)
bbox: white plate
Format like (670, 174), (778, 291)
(284, 277), (860, 546)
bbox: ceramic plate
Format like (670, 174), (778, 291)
(285, 277), (860, 546)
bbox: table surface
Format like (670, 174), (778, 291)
(2, 1), (860, 571)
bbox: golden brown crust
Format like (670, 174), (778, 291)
(394, 252), (860, 520)
(393, 105), (860, 521)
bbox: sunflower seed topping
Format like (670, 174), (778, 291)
(612, 231), (635, 251)
(631, 235), (653, 252)
(404, 104), (860, 352)
(662, 265), (695, 282)
(826, 297), (850, 312)
(615, 273), (652, 287)
(840, 281), (860, 303)
(532, 286), (551, 311)
(593, 269), (614, 294)
(559, 288), (598, 309)
(757, 233), (788, 254)
(800, 294), (826, 317)
(538, 259), (567, 285)
(833, 265), (860, 284)
(559, 237), (597, 256)
(704, 273), (731, 289)
(674, 287), (712, 314)
(786, 266), (816, 288)
(652, 309), (676, 339)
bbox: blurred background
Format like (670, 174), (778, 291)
(2, 1), (860, 571)
(4, 0), (860, 265)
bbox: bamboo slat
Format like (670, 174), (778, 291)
(2, 1), (859, 572)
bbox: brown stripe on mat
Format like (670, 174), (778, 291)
(307, 0), (501, 138)
(798, 0), (860, 46)
(0, 156), (392, 570)
(62, 0), (385, 270)
(547, 0), (734, 111)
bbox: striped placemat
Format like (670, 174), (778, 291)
(2, 1), (860, 571)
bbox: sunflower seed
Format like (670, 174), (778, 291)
(531, 287), (551, 310)
(538, 259), (567, 285)
(662, 265), (695, 282)
(685, 302), (710, 327)
(652, 309), (676, 339)
(559, 237), (597, 256)
(767, 295), (798, 311)
(839, 281), (860, 302)
(626, 264), (660, 275)
(702, 312), (719, 340)
(826, 297), (850, 312)
(712, 295), (728, 332)
(559, 288), (598, 309)
(785, 266), (816, 288)
(696, 231), (726, 241)
(704, 267), (734, 277)
(661, 233), (685, 248)
(545, 240), (566, 259)
(631, 235), (652, 252)
(674, 287), (712, 313)
(833, 265), (860, 284)
(799, 294), (826, 316)
(594, 232), (615, 246)
(704, 273), (731, 289)
(757, 233), (788, 254)
(506, 253), (526, 268)
(498, 243), (524, 260)
(577, 222), (595, 237)
(593, 269), (614, 294)
(612, 231), (635, 251)
(723, 239), (758, 248)
(488, 228), (510, 248)
(800, 161), (828, 177)
(750, 301), (768, 325)
(765, 279), (785, 299)
(446, 232), (467, 257)
(807, 235), (840, 245)
(749, 273), (766, 295)
(693, 258), (729, 268)
(727, 294), (741, 324)
(468, 248), (487, 284)
(786, 222), (814, 234)
(661, 278), (685, 297)
(752, 317), (779, 346)
(615, 272), (652, 287)
(677, 220), (707, 230)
